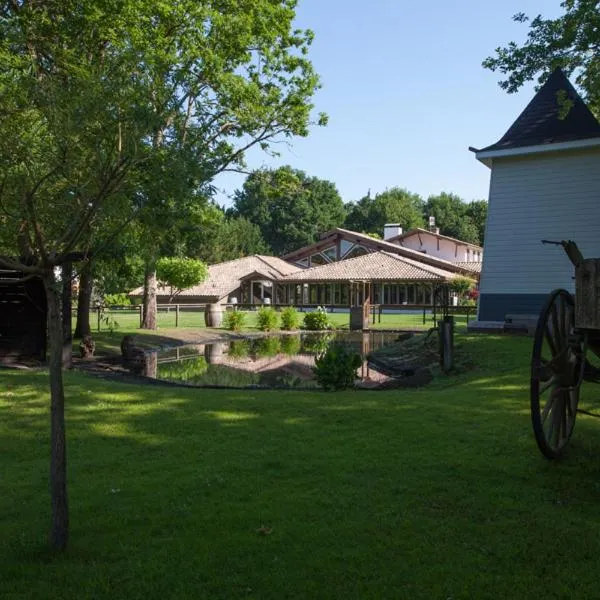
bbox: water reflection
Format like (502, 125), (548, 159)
(144, 332), (401, 389)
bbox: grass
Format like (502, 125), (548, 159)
(87, 307), (470, 334)
(4, 333), (600, 599)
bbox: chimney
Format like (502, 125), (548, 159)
(428, 216), (437, 233)
(383, 223), (402, 241)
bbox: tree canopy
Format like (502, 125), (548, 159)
(0, 0), (325, 550)
(233, 166), (346, 255)
(483, 0), (600, 115)
(344, 188), (425, 236)
(424, 193), (486, 245)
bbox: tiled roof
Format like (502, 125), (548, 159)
(280, 251), (458, 283)
(282, 227), (475, 274)
(451, 262), (481, 274)
(477, 68), (600, 153)
(388, 228), (483, 250)
(129, 255), (300, 300)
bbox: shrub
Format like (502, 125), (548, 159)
(257, 306), (279, 331)
(103, 292), (131, 306)
(313, 343), (362, 391)
(280, 306), (300, 330)
(303, 307), (331, 330)
(223, 309), (246, 331)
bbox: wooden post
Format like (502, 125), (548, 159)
(139, 304), (144, 328)
(175, 304), (180, 327)
(439, 316), (454, 373)
(97, 305), (101, 332)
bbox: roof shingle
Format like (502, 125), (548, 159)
(477, 68), (600, 153)
(280, 251), (459, 283)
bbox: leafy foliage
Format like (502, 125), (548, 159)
(344, 188), (424, 234)
(233, 166), (346, 254)
(483, 0), (600, 115)
(223, 310), (246, 332)
(280, 306), (301, 330)
(156, 257), (208, 301)
(425, 193), (486, 245)
(103, 293), (131, 307)
(256, 307), (279, 331)
(450, 276), (476, 298)
(313, 343), (362, 391)
(303, 308), (331, 331)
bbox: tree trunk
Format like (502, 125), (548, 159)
(142, 264), (157, 330)
(62, 261), (73, 369)
(43, 270), (69, 552)
(74, 262), (93, 339)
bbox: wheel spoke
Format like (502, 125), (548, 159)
(545, 324), (557, 356)
(531, 290), (580, 459)
(539, 376), (557, 395)
(551, 302), (562, 352)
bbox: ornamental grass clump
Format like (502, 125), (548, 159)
(280, 306), (300, 330)
(303, 307), (331, 330)
(223, 310), (246, 331)
(257, 306), (279, 331)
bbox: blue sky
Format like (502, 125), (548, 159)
(215, 0), (563, 207)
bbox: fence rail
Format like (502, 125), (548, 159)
(78, 302), (475, 332)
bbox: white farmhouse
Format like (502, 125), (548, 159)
(471, 68), (600, 327)
(386, 227), (483, 265)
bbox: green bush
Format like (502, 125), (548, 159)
(103, 293), (131, 306)
(280, 306), (300, 330)
(257, 306), (279, 331)
(303, 307), (331, 330)
(313, 343), (362, 391)
(223, 310), (246, 331)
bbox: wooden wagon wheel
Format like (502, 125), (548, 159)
(530, 289), (586, 459)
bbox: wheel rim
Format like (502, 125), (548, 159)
(530, 289), (585, 459)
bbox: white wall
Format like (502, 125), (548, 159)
(479, 148), (600, 296)
(400, 232), (480, 263)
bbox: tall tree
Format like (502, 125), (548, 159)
(424, 192), (481, 244)
(344, 188), (424, 235)
(483, 0), (600, 115)
(465, 200), (488, 246)
(233, 166), (346, 255)
(0, 0), (324, 550)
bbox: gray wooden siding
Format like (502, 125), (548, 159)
(479, 149), (600, 302)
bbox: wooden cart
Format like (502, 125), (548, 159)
(530, 240), (600, 459)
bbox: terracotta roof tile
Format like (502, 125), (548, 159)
(280, 251), (457, 282)
(129, 255), (300, 300)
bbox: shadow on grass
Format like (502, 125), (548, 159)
(4, 333), (600, 599)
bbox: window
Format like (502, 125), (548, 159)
(343, 245), (368, 260)
(322, 246), (337, 262)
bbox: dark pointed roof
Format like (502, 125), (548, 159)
(477, 68), (600, 153)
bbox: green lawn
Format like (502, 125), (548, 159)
(88, 307), (471, 333)
(4, 334), (600, 599)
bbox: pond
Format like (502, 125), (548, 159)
(136, 331), (406, 389)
